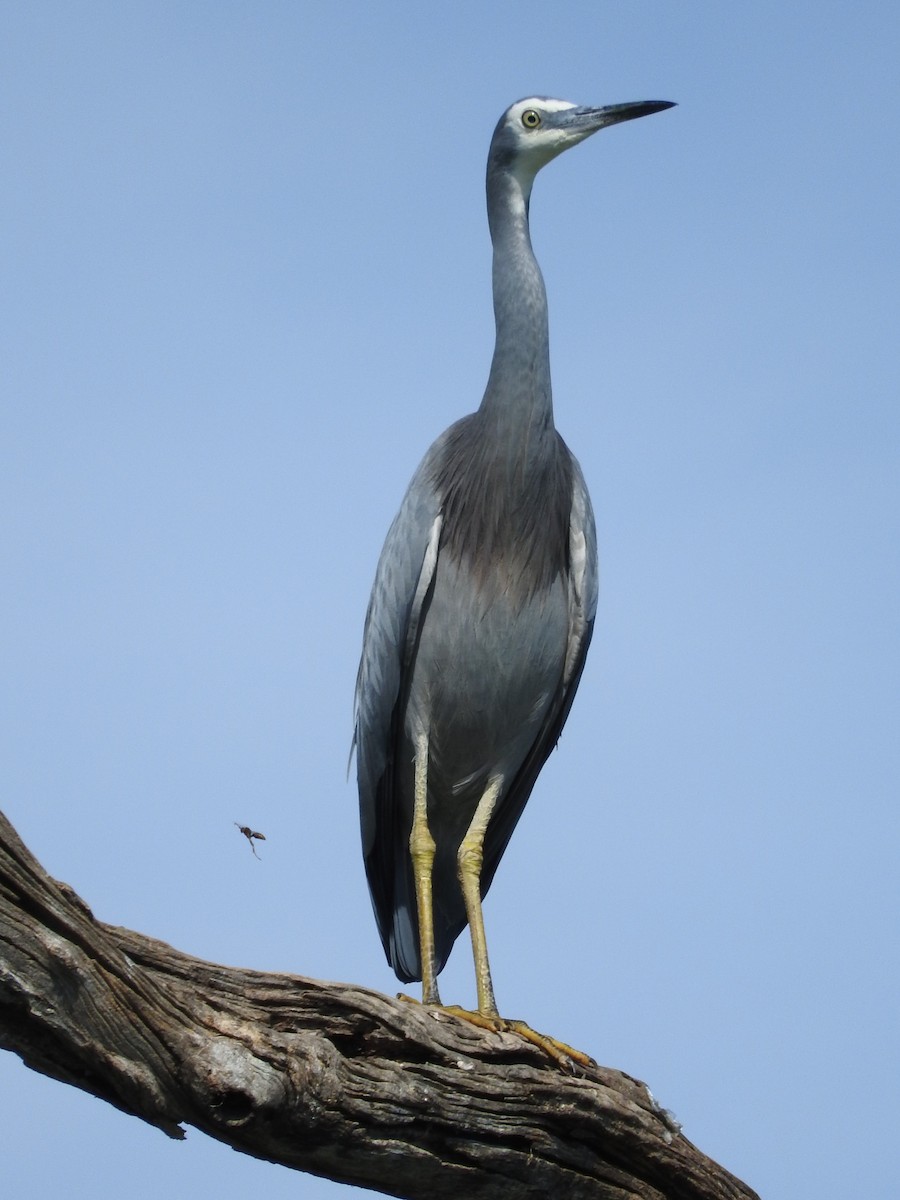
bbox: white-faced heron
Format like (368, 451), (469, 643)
(354, 95), (674, 1053)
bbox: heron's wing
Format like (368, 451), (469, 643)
(480, 452), (598, 894)
(353, 447), (444, 963)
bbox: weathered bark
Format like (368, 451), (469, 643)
(0, 809), (757, 1200)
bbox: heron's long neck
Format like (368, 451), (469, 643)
(479, 167), (554, 452)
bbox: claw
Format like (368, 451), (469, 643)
(440, 1005), (595, 1072)
(504, 1018), (596, 1072)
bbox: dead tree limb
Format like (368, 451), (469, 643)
(0, 809), (757, 1199)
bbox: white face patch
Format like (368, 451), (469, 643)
(511, 95), (573, 114)
(502, 97), (591, 183)
(509, 96), (577, 118)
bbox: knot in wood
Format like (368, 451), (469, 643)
(188, 1035), (286, 1128)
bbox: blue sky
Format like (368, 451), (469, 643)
(2, 3), (898, 1197)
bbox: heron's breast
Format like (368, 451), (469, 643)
(405, 552), (568, 786)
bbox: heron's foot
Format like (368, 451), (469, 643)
(440, 1005), (595, 1073)
(396, 991), (431, 1009)
(396, 987), (443, 1007)
(504, 1018), (596, 1071)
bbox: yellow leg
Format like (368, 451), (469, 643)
(457, 775), (503, 1017)
(445, 773), (596, 1072)
(409, 730), (441, 1006)
(407, 758), (596, 1074)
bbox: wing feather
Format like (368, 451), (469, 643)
(353, 450), (444, 965)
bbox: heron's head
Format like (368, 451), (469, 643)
(489, 95), (675, 193)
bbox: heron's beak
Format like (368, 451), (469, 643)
(562, 100), (676, 139)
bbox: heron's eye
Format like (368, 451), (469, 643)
(521, 109), (541, 129)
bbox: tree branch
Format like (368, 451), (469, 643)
(0, 810), (757, 1199)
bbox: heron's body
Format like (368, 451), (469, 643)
(362, 413), (585, 983)
(354, 95), (673, 1020)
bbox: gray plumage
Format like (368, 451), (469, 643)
(354, 95), (674, 1003)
